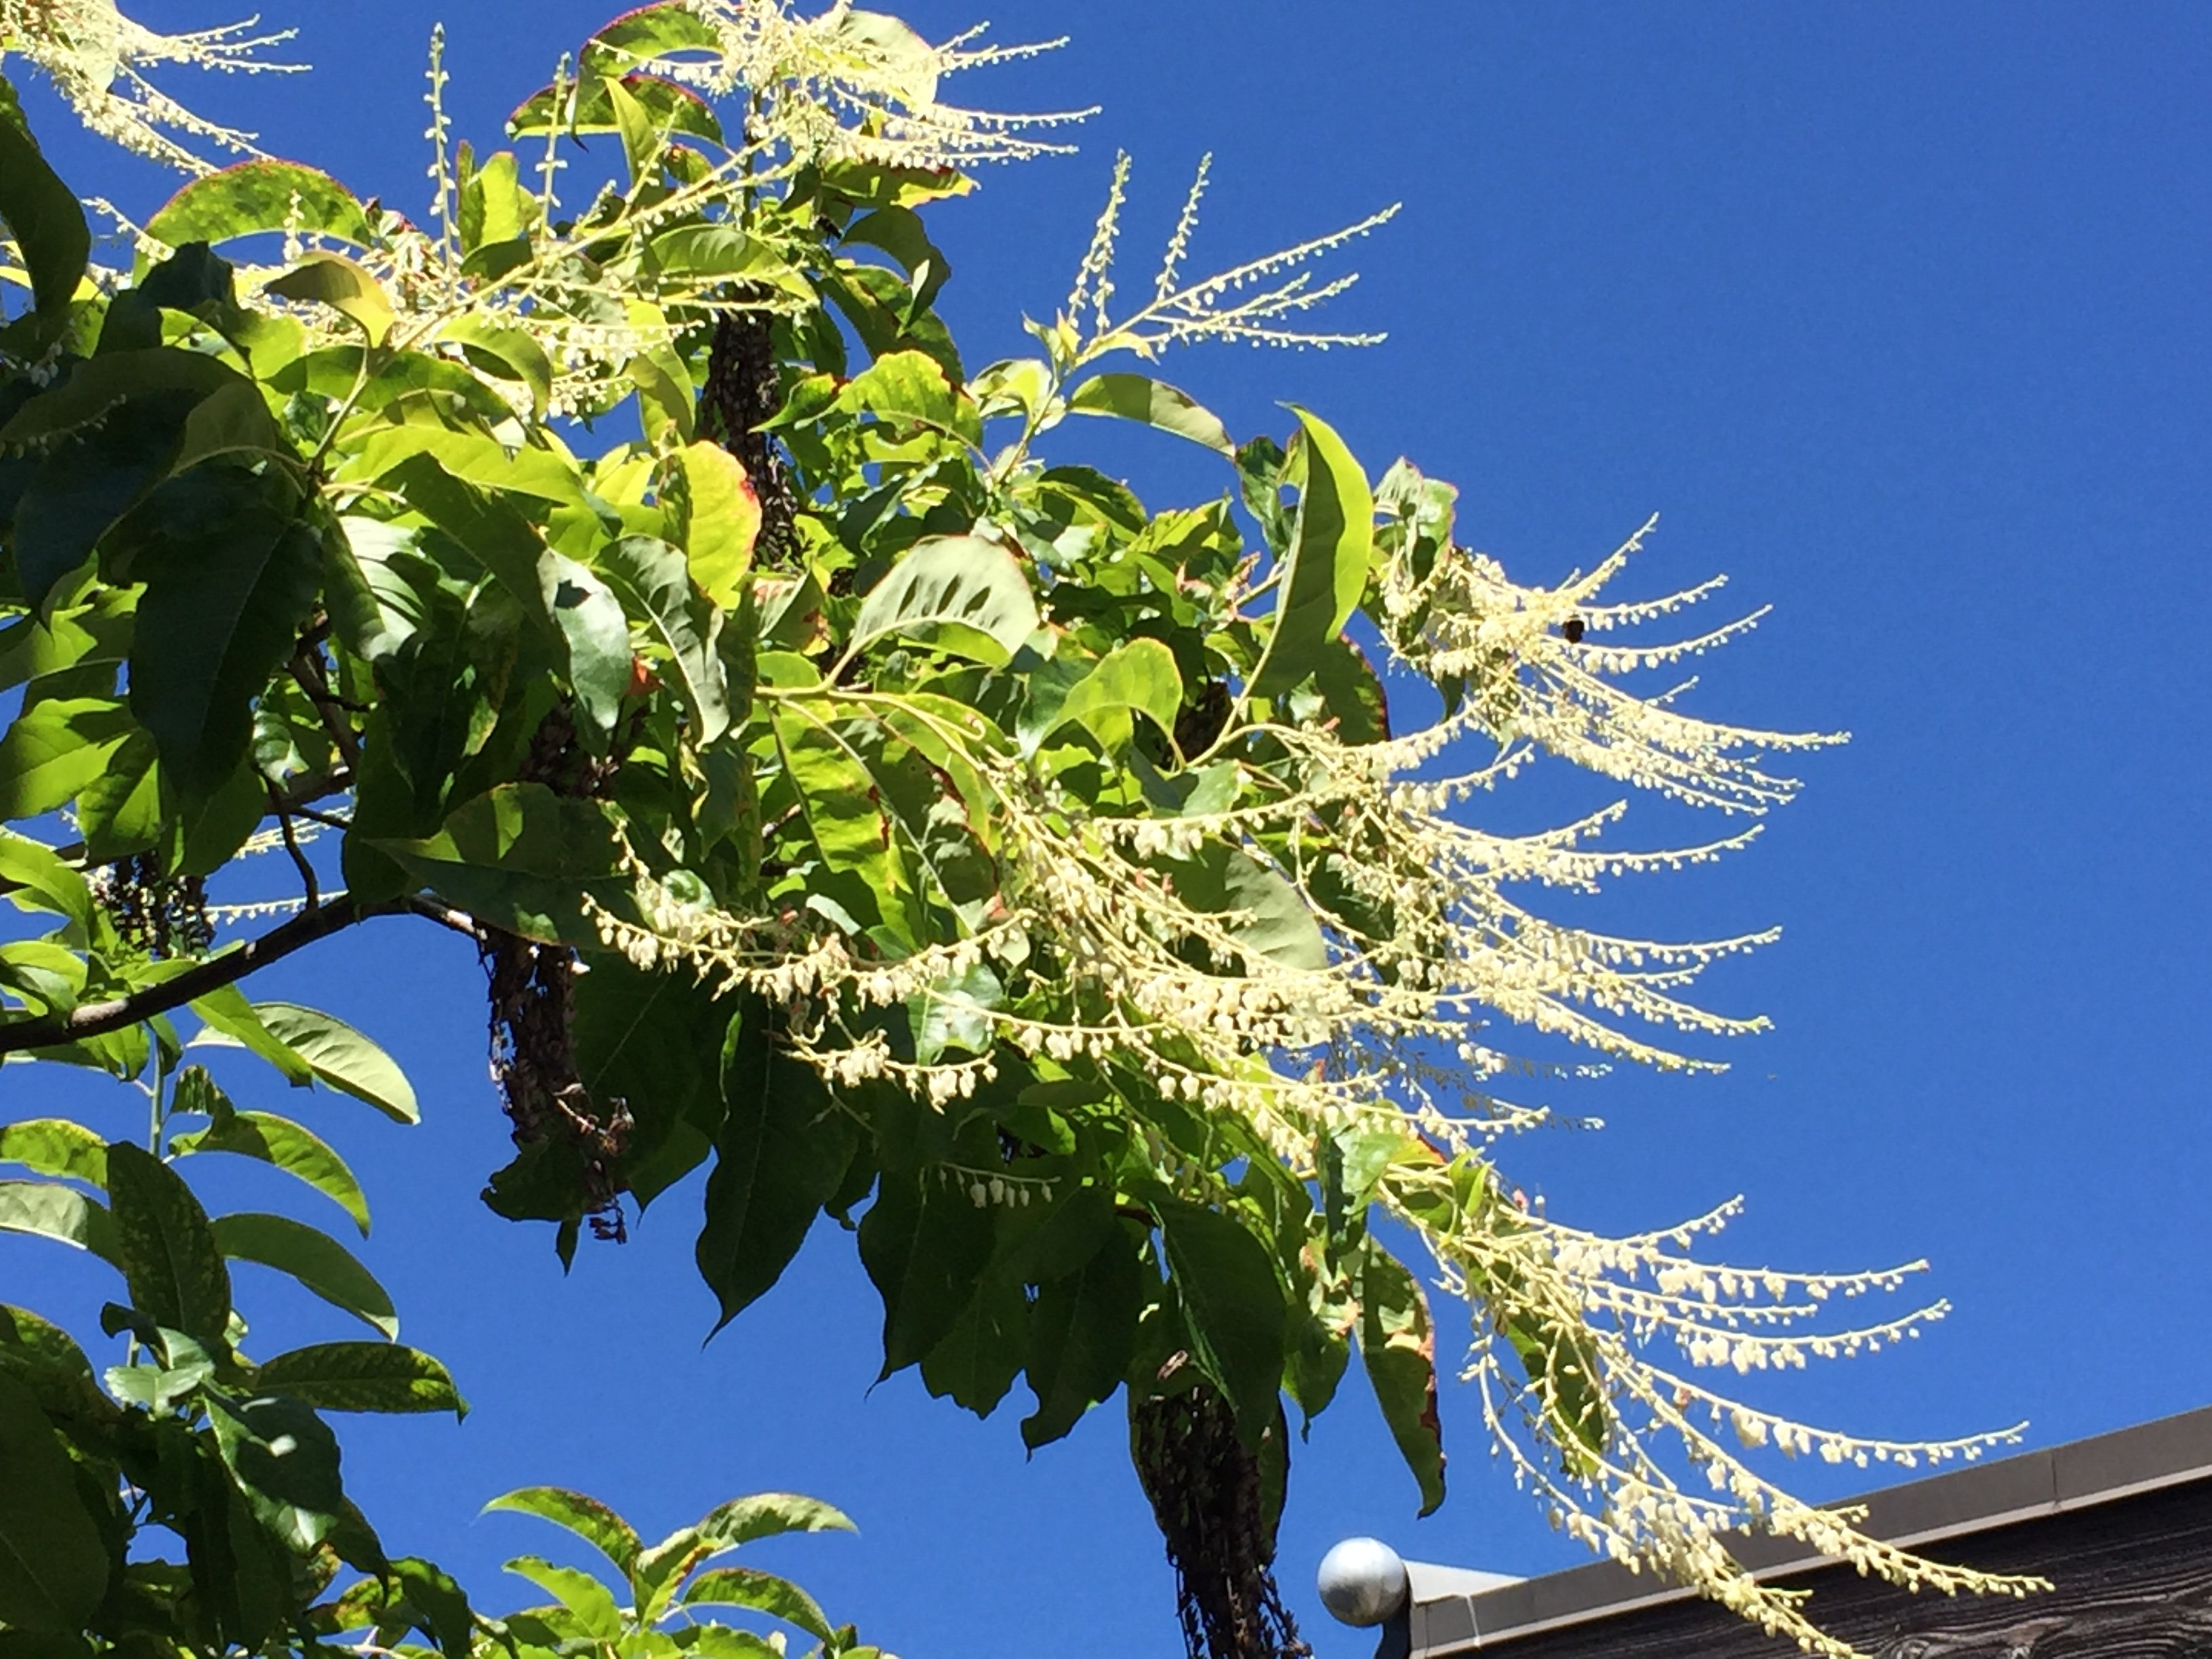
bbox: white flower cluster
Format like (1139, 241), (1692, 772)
(0, 0), (297, 173)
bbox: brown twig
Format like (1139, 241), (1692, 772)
(0, 897), (403, 1056)
(267, 787), (319, 910)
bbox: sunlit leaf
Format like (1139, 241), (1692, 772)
(211, 1212), (398, 1339)
(484, 1489), (640, 1579)
(845, 535), (1038, 668)
(148, 160), (374, 249)
(1065, 373), (1233, 456)
(1246, 406), (1374, 701)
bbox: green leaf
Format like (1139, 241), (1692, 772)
(672, 442), (759, 609)
(501, 1557), (623, 1638)
(249, 1003), (418, 1124)
(682, 1568), (832, 1643)
(0, 697), (132, 821)
(437, 314), (553, 420)
(264, 253), (394, 346)
(147, 160), (375, 249)
(920, 1266), (1026, 1419)
(1065, 373), (1234, 456)
(171, 1102), (370, 1235)
(1169, 842), (1330, 975)
(572, 961), (727, 1209)
(645, 225), (811, 303)
(845, 535), (1039, 668)
(0, 74), (89, 347)
(0, 1181), (122, 1269)
(127, 476), (321, 798)
(75, 730), (163, 861)
(0, 1370), (108, 1631)
(0, 1304), (106, 1425)
(1357, 1240), (1446, 1515)
(596, 535), (730, 741)
(483, 1488), (640, 1579)
(333, 1557), (477, 1656)
(601, 73), (663, 184)
(1155, 1196), (1287, 1440)
(834, 348), (970, 439)
(205, 1391), (346, 1553)
(0, 1120), (106, 1185)
(0, 828), (92, 930)
(1246, 407), (1374, 701)
(255, 1342), (464, 1416)
(209, 1212), (398, 1338)
(677, 1630), (783, 1659)
(105, 1142), (232, 1353)
(696, 998), (857, 1331)
(691, 1492), (856, 1550)
(510, 67), (722, 149)
(769, 705), (898, 919)
(0, 941), (85, 1016)
(859, 1164), (996, 1378)
(353, 427), (594, 514)
(0, 350), (242, 451)
(841, 205), (953, 318)
(458, 150), (531, 254)
(1019, 1224), (1143, 1449)
(1052, 638), (1183, 755)
(190, 985), (316, 1086)
(376, 783), (630, 945)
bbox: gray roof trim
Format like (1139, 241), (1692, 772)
(1412, 1402), (2212, 1656)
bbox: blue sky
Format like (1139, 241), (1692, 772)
(8, 3), (2209, 1656)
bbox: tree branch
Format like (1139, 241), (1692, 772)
(0, 896), (405, 1057)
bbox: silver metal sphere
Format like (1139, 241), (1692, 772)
(1316, 1537), (1410, 1627)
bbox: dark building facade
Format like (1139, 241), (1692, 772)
(1368, 1405), (2212, 1658)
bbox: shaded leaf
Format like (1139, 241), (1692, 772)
(0, 1371), (108, 1631)
(1357, 1240), (1446, 1515)
(205, 1391), (346, 1553)
(127, 474), (321, 798)
(264, 253), (393, 346)
(1170, 842), (1330, 975)
(375, 783), (630, 946)
(1020, 1223), (1143, 1449)
(253, 1343), (464, 1416)
(859, 1164), (996, 1378)
(920, 1266), (1026, 1419)
(105, 1143), (232, 1353)
(697, 998), (856, 1331)
(1155, 1196), (1286, 1440)
(0, 74), (89, 347)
